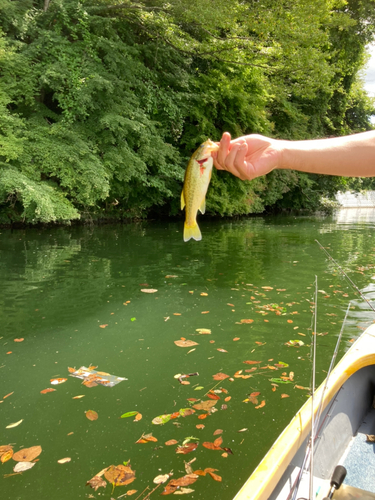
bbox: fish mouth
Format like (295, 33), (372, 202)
(205, 140), (220, 153)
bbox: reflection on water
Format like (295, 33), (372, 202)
(333, 207), (375, 225)
(1, 212), (375, 500)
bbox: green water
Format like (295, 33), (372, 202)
(1, 211), (375, 500)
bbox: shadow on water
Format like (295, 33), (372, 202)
(1, 210), (375, 499)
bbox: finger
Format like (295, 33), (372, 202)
(233, 143), (251, 180)
(214, 132), (231, 170)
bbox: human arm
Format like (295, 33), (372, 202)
(213, 131), (375, 180)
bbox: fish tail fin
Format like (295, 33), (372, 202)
(184, 222), (202, 242)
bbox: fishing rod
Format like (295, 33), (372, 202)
(289, 279), (318, 500)
(315, 239), (375, 314)
(309, 276), (318, 500)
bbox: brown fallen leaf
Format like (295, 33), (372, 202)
(13, 338), (24, 342)
(192, 400), (217, 411)
(99, 324), (108, 328)
(176, 442), (198, 454)
(141, 289), (158, 293)
(281, 394), (290, 398)
(212, 372), (229, 381)
(217, 348), (228, 353)
(85, 410), (98, 421)
(174, 340), (199, 348)
(240, 319), (254, 324)
(105, 464), (136, 486)
(213, 429), (223, 436)
(243, 360), (261, 365)
(165, 439), (178, 446)
(255, 400), (266, 409)
(134, 413), (142, 422)
(50, 378), (67, 385)
(136, 433), (158, 443)
(208, 471), (222, 482)
(201, 311), (210, 314)
(3, 392), (14, 399)
(196, 424), (205, 429)
(126, 490), (138, 495)
(40, 388), (56, 394)
(233, 337), (240, 341)
(57, 457), (71, 464)
(1, 449), (13, 463)
(13, 445), (42, 462)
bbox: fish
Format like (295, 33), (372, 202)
(181, 139), (219, 242)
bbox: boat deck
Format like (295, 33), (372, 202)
(342, 407), (375, 493)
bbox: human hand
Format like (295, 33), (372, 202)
(213, 132), (285, 180)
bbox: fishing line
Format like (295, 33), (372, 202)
(315, 239), (375, 313)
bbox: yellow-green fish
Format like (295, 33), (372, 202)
(181, 139), (219, 242)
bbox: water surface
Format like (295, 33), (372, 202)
(1, 210), (375, 500)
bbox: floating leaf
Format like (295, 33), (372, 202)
(243, 360), (261, 365)
(3, 392), (14, 399)
(240, 319), (254, 324)
(281, 394), (290, 398)
(208, 471), (222, 482)
(238, 428), (248, 432)
(136, 433), (157, 443)
(233, 337), (240, 341)
(72, 395), (85, 399)
(40, 388), (56, 394)
(174, 340), (199, 348)
(134, 413), (142, 421)
(57, 457), (71, 464)
(85, 410), (98, 421)
(126, 490), (138, 496)
(13, 445), (42, 462)
(212, 373), (229, 381)
(165, 440), (178, 446)
(121, 411), (139, 419)
(179, 408), (195, 417)
(207, 393), (220, 400)
(213, 429), (223, 436)
(50, 378), (67, 385)
(105, 464), (136, 486)
(152, 414), (172, 425)
(14, 338), (24, 342)
(6, 419), (23, 429)
(196, 328), (211, 334)
(86, 475), (107, 491)
(141, 289), (158, 293)
(174, 487), (195, 494)
(196, 424), (205, 429)
(194, 386), (204, 391)
(255, 400), (266, 409)
(176, 442), (198, 454)
(270, 378), (293, 384)
(99, 324), (108, 329)
(217, 348), (227, 353)
(1, 449), (13, 463)
(154, 474), (170, 484)
(192, 400), (217, 411)
(13, 461), (36, 472)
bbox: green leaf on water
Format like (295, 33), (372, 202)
(152, 414), (172, 425)
(121, 411), (139, 418)
(194, 386), (204, 391)
(270, 378), (293, 384)
(277, 361), (289, 367)
(182, 436), (200, 445)
(131, 317), (136, 322)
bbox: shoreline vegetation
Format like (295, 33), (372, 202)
(1, 0), (375, 226)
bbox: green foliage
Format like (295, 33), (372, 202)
(0, 0), (374, 223)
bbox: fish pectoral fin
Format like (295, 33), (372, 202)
(181, 191), (185, 210)
(184, 222), (202, 242)
(199, 198), (206, 215)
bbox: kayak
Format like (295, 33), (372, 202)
(234, 323), (375, 500)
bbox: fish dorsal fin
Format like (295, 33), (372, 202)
(199, 198), (206, 214)
(181, 190), (185, 210)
